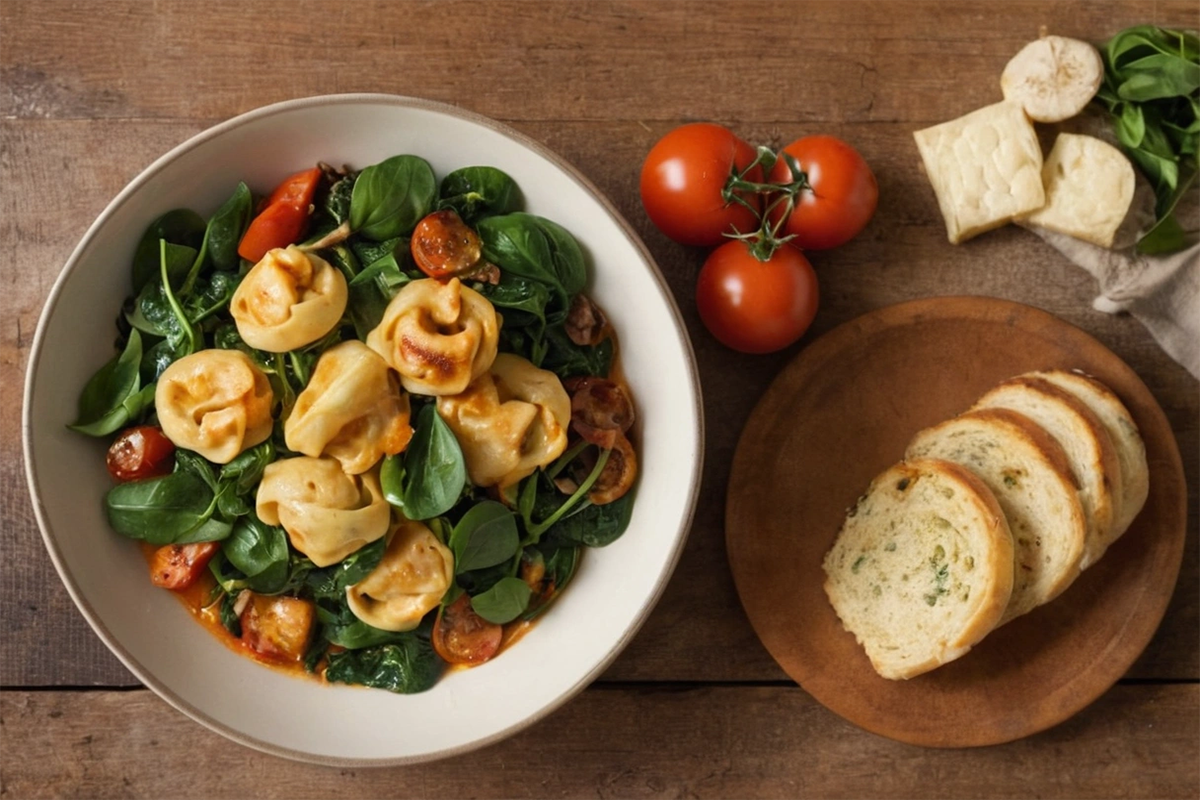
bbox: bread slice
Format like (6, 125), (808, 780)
(823, 458), (1014, 680)
(971, 375), (1122, 570)
(913, 101), (1045, 244)
(1030, 369), (1149, 548)
(905, 409), (1086, 624)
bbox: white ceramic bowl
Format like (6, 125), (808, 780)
(23, 95), (703, 765)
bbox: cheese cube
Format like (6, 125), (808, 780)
(914, 102), (1045, 244)
(1019, 133), (1135, 248)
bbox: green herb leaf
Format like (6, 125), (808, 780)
(70, 329), (150, 436)
(324, 636), (442, 694)
(349, 155), (437, 241)
(438, 166), (521, 223)
(381, 404), (467, 521)
(469, 576), (532, 624)
(131, 209), (206, 292)
(450, 500), (520, 573)
(222, 514), (291, 594)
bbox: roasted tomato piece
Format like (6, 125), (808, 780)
(570, 431), (638, 505)
(569, 377), (635, 448)
(565, 293), (609, 346)
(432, 593), (502, 666)
(411, 209), (483, 279)
(149, 541), (219, 590)
(106, 425), (176, 482)
(240, 594), (316, 662)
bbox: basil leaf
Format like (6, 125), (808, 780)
(469, 576), (531, 624)
(450, 500), (520, 573)
(223, 514), (291, 594)
(349, 155), (437, 241)
(131, 209), (206, 292)
(70, 329), (148, 436)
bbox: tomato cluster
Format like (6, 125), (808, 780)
(640, 124), (878, 354)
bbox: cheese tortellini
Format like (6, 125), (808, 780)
(155, 349), (274, 464)
(284, 340), (413, 474)
(256, 457), (390, 568)
(366, 277), (500, 396)
(437, 353), (571, 489)
(346, 519), (454, 632)
(230, 245), (348, 352)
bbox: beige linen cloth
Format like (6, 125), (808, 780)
(1030, 113), (1200, 380)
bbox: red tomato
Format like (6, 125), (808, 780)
(106, 425), (175, 482)
(767, 135), (878, 250)
(695, 240), (819, 354)
(640, 123), (763, 246)
(432, 593), (502, 666)
(149, 541), (220, 590)
(411, 209), (483, 278)
(237, 167), (323, 262)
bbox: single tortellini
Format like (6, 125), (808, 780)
(256, 457), (390, 568)
(155, 349), (274, 464)
(230, 245), (348, 352)
(437, 353), (571, 489)
(346, 518), (454, 632)
(366, 277), (500, 396)
(284, 340), (413, 474)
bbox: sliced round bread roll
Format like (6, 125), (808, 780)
(822, 458), (1014, 681)
(971, 375), (1122, 570)
(905, 408), (1086, 625)
(1031, 369), (1149, 547)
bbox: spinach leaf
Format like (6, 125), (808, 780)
(477, 212), (588, 306)
(469, 576), (531, 624)
(126, 279), (178, 338)
(222, 514), (291, 594)
(521, 544), (580, 621)
(131, 209), (206, 292)
(219, 591), (243, 637)
(104, 468), (232, 545)
(324, 243), (392, 340)
(305, 537), (388, 600)
(449, 500), (520, 573)
(220, 439), (275, 495)
(476, 275), (551, 331)
(70, 329), (154, 436)
(324, 173), (357, 226)
(438, 166), (521, 223)
(381, 404), (466, 521)
(183, 270), (240, 325)
(158, 240), (199, 358)
(315, 599), (414, 650)
(542, 491), (635, 548)
(541, 326), (613, 378)
(204, 181), (254, 270)
(349, 155), (437, 241)
(324, 636), (442, 694)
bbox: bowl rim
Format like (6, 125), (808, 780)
(22, 92), (705, 766)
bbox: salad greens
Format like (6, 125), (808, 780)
(71, 154), (637, 695)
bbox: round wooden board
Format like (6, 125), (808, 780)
(725, 296), (1187, 748)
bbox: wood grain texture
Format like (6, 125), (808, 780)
(2, 685), (1198, 799)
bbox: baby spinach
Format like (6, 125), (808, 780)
(220, 439), (275, 495)
(477, 212), (588, 307)
(204, 181), (254, 271)
(1096, 26), (1200, 252)
(522, 544), (580, 621)
(305, 537), (388, 600)
(104, 468), (232, 545)
(541, 326), (613, 378)
(324, 635), (442, 694)
(221, 514), (291, 594)
(69, 329), (155, 437)
(324, 173), (357, 226)
(131, 209), (206, 292)
(349, 154), (437, 241)
(439, 166), (521, 223)
(381, 404), (467, 521)
(543, 491), (635, 548)
(315, 599), (413, 650)
(449, 500), (520, 573)
(470, 576), (531, 624)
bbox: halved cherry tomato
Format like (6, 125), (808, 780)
(640, 123), (762, 246)
(432, 593), (502, 666)
(696, 240), (819, 354)
(240, 594), (316, 662)
(149, 541), (219, 590)
(767, 135), (878, 250)
(236, 167), (323, 262)
(411, 209), (483, 279)
(106, 425), (175, 482)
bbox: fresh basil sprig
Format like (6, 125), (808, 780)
(1095, 25), (1200, 253)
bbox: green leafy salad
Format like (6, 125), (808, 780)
(71, 155), (638, 694)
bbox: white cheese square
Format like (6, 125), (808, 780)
(914, 101), (1045, 244)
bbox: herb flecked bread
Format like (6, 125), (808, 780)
(971, 375), (1122, 570)
(822, 458), (1014, 681)
(905, 408), (1086, 625)
(1031, 369), (1149, 547)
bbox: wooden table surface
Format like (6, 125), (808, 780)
(2, 1), (1197, 797)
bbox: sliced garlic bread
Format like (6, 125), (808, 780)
(823, 458), (1014, 680)
(1031, 369), (1149, 547)
(905, 408), (1086, 625)
(971, 375), (1122, 570)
